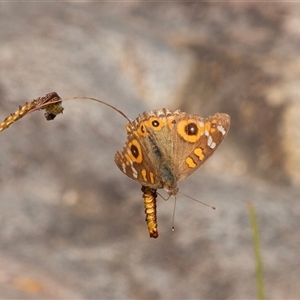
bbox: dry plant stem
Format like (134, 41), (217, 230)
(142, 186), (158, 238)
(0, 92), (63, 132)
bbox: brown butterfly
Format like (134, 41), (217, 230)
(114, 108), (230, 237)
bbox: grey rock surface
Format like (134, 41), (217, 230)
(0, 3), (300, 299)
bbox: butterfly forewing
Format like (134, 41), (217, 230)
(174, 112), (230, 181)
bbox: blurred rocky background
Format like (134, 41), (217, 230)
(0, 2), (300, 299)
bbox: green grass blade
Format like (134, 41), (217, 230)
(248, 202), (265, 300)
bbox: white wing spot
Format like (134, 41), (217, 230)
(210, 141), (216, 149)
(122, 162), (126, 173)
(207, 135), (216, 149)
(217, 125), (226, 135)
(131, 163), (138, 178)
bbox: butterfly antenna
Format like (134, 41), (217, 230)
(155, 191), (176, 232)
(30, 95), (132, 124)
(179, 192), (216, 210)
(65, 96), (132, 123)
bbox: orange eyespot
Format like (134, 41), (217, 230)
(128, 139), (143, 163)
(177, 119), (202, 143)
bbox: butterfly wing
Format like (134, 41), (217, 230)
(173, 112), (230, 181)
(114, 116), (165, 189)
(114, 109), (230, 192)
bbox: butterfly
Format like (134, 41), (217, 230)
(114, 108), (230, 237)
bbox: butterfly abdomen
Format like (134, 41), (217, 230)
(142, 186), (158, 238)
